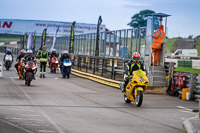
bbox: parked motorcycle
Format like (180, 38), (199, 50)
(61, 58), (72, 78)
(4, 54), (13, 70)
(24, 60), (37, 86)
(120, 69), (149, 107)
(50, 57), (59, 73)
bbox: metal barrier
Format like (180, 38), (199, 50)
(71, 55), (127, 81)
(195, 75), (200, 101)
(0, 61), (3, 78)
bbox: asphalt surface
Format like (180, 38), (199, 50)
(0, 53), (199, 133)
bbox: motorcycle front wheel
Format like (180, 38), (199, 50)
(135, 91), (143, 107)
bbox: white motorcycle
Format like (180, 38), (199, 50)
(4, 55), (13, 70)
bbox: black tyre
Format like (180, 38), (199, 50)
(27, 74), (32, 86)
(135, 91), (143, 107)
(54, 67), (56, 74)
(6, 66), (9, 70)
(124, 94), (131, 103)
(67, 70), (70, 78)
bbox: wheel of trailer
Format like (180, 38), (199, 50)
(135, 91), (143, 107)
(124, 94), (131, 103)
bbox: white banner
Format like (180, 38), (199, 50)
(0, 19), (106, 36)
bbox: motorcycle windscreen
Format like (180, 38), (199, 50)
(132, 70), (146, 77)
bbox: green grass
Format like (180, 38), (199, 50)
(196, 39), (200, 56)
(165, 38), (179, 53)
(0, 38), (20, 42)
(175, 67), (200, 74)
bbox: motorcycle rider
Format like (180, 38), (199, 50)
(59, 50), (70, 70)
(37, 46), (49, 78)
(24, 49), (36, 63)
(49, 49), (59, 67)
(24, 49), (36, 80)
(15, 49), (26, 74)
(121, 52), (145, 92)
(3, 48), (13, 63)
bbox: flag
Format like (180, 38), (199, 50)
(22, 33), (28, 50)
(40, 28), (47, 50)
(27, 33), (33, 50)
(69, 21), (76, 53)
(50, 26), (59, 52)
(32, 31), (36, 54)
(95, 16), (102, 56)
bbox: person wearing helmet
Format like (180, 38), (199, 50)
(59, 50), (70, 70)
(24, 49), (36, 63)
(36, 46), (49, 78)
(49, 49), (59, 67)
(24, 49), (36, 80)
(3, 48), (13, 62)
(121, 52), (145, 92)
(15, 49), (26, 73)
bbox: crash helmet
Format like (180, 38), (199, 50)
(27, 49), (33, 55)
(6, 49), (11, 54)
(52, 49), (57, 54)
(132, 52), (140, 63)
(20, 49), (25, 55)
(62, 50), (68, 56)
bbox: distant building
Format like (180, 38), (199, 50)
(0, 19), (106, 36)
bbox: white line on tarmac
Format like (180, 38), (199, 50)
(7, 117), (24, 120)
(20, 124), (50, 127)
(177, 106), (193, 112)
(10, 78), (65, 133)
(20, 114), (40, 117)
(0, 118), (34, 133)
(39, 130), (55, 133)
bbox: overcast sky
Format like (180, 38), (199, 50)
(0, 0), (199, 38)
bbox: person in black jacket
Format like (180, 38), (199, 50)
(59, 50), (70, 70)
(14, 49), (26, 73)
(121, 52), (145, 92)
(3, 49), (13, 62)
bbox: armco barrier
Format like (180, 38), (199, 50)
(71, 69), (120, 88)
(0, 61), (2, 78)
(195, 74), (200, 101)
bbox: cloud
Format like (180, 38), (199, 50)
(120, 0), (151, 8)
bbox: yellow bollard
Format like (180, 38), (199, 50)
(182, 88), (190, 100)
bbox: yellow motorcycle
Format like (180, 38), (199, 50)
(120, 69), (149, 107)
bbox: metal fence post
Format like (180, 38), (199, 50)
(190, 73), (198, 100)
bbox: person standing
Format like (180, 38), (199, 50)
(37, 46), (49, 78)
(151, 25), (165, 66)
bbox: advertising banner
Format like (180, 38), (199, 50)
(0, 19), (106, 36)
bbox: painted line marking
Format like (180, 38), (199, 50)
(20, 114), (40, 117)
(177, 106), (193, 112)
(10, 78), (64, 133)
(39, 130), (55, 133)
(7, 117), (24, 120)
(177, 106), (199, 120)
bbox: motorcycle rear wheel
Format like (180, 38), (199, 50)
(124, 94), (131, 103)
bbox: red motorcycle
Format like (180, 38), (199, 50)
(24, 60), (37, 86)
(50, 57), (59, 73)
